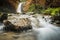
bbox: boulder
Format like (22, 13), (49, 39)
(0, 13), (8, 23)
(51, 15), (60, 24)
(3, 17), (32, 32)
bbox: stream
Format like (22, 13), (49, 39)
(0, 14), (60, 40)
(0, 2), (60, 40)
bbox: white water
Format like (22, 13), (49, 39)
(31, 15), (60, 40)
(0, 23), (5, 33)
(0, 14), (60, 40)
(16, 2), (24, 13)
(0, 23), (5, 30)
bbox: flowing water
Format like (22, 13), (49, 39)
(16, 2), (24, 13)
(31, 15), (60, 40)
(0, 14), (60, 40)
(0, 23), (5, 33)
(0, 23), (4, 30)
(0, 2), (60, 40)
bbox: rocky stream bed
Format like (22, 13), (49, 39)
(0, 14), (60, 40)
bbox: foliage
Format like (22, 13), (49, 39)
(34, 4), (44, 13)
(28, 4), (35, 12)
(20, 0), (26, 2)
(28, 4), (43, 14)
(51, 8), (60, 16)
(43, 8), (60, 16)
(0, 13), (3, 17)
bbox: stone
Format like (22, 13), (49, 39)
(3, 16), (32, 32)
(0, 14), (8, 23)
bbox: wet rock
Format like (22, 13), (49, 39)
(0, 13), (8, 23)
(3, 18), (32, 32)
(3, 20), (16, 32)
(51, 16), (60, 24)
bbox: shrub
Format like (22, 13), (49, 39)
(28, 4), (35, 12)
(43, 8), (60, 16)
(28, 4), (43, 14)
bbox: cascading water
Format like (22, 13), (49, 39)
(0, 23), (4, 30)
(31, 15), (60, 40)
(0, 14), (60, 40)
(0, 23), (5, 33)
(16, 2), (24, 13)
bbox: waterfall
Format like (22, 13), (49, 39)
(16, 2), (25, 13)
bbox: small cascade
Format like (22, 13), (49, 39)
(0, 23), (5, 33)
(31, 15), (60, 40)
(16, 2), (25, 13)
(37, 15), (57, 28)
(0, 23), (4, 30)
